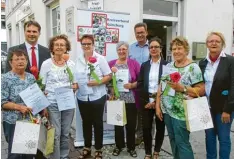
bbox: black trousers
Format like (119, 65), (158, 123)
(142, 108), (165, 155)
(78, 95), (106, 150)
(115, 103), (137, 150)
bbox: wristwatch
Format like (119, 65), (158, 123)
(183, 86), (188, 94)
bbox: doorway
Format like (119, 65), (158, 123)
(144, 19), (173, 61)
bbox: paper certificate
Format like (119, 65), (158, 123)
(116, 69), (129, 92)
(55, 87), (76, 111)
(76, 72), (93, 95)
(19, 83), (50, 115)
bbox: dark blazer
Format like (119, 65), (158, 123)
(199, 54), (234, 114)
(6, 43), (51, 73)
(137, 59), (168, 109)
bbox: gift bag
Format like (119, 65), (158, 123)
(37, 119), (55, 157)
(44, 127), (55, 156)
(11, 120), (41, 154)
(106, 100), (127, 126)
(184, 96), (213, 132)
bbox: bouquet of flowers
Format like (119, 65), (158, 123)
(161, 72), (181, 96)
(30, 66), (45, 91)
(87, 57), (101, 84)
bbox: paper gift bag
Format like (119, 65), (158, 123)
(37, 124), (55, 157)
(44, 127), (55, 156)
(11, 121), (41, 154)
(106, 100), (127, 126)
(184, 96), (213, 132)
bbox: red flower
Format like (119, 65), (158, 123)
(88, 57), (97, 63)
(30, 66), (39, 80)
(170, 72), (181, 83)
(62, 54), (70, 62)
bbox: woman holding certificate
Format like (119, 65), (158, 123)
(76, 34), (112, 159)
(155, 37), (205, 159)
(137, 37), (167, 159)
(40, 34), (78, 159)
(108, 41), (140, 157)
(1, 49), (36, 159)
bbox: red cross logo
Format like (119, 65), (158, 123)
(77, 13), (120, 56)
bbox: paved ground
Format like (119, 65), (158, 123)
(2, 123), (234, 159)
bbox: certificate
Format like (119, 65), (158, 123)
(19, 83), (50, 115)
(76, 72), (93, 95)
(55, 87), (76, 111)
(116, 69), (129, 92)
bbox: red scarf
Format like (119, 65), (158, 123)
(209, 54), (219, 62)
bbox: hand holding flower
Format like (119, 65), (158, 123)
(124, 83), (132, 89)
(111, 67), (118, 73)
(87, 80), (101, 87)
(167, 81), (184, 92)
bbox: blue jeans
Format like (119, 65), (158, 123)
(205, 112), (234, 159)
(48, 103), (75, 159)
(164, 114), (194, 159)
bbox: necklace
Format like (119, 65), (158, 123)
(175, 58), (189, 67)
(53, 57), (65, 65)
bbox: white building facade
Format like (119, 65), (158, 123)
(5, 0), (234, 60)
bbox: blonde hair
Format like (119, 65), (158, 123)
(170, 36), (190, 53)
(206, 32), (226, 48)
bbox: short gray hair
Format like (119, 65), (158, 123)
(116, 41), (129, 51)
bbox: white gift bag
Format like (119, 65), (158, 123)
(11, 121), (46, 155)
(184, 96), (213, 132)
(106, 100), (127, 126)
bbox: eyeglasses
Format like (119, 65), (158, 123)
(54, 44), (66, 48)
(149, 46), (161, 49)
(208, 40), (221, 44)
(81, 43), (92, 47)
(117, 48), (128, 52)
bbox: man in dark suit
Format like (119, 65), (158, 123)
(6, 20), (51, 159)
(6, 20), (50, 73)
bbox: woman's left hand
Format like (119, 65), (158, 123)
(221, 112), (231, 123)
(41, 109), (49, 118)
(72, 83), (78, 92)
(145, 102), (155, 109)
(87, 80), (100, 87)
(167, 81), (184, 92)
(124, 83), (132, 89)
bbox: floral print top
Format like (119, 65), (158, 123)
(161, 62), (203, 121)
(1, 71), (35, 124)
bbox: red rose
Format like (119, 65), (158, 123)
(30, 66), (39, 74)
(88, 57), (97, 63)
(30, 66), (39, 80)
(170, 72), (181, 83)
(62, 54), (70, 62)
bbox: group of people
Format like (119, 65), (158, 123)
(1, 20), (233, 159)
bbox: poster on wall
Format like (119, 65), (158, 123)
(75, 9), (130, 147)
(76, 9), (130, 61)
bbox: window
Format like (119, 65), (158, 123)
(51, 6), (60, 36)
(143, 0), (178, 17)
(1, 14), (5, 29)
